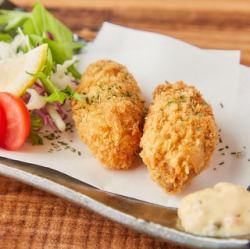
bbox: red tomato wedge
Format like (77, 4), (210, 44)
(0, 104), (6, 141)
(0, 92), (30, 150)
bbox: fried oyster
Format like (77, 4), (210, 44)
(72, 60), (144, 169)
(140, 81), (218, 193)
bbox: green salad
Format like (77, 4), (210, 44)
(0, 2), (85, 145)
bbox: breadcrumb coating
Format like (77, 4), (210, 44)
(140, 81), (218, 193)
(72, 60), (144, 169)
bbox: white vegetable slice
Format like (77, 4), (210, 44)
(46, 104), (66, 132)
(51, 59), (76, 90)
(0, 35), (27, 60)
(26, 88), (46, 110)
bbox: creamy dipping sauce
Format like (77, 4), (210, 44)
(178, 182), (250, 237)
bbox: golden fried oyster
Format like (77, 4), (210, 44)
(72, 60), (144, 169)
(140, 81), (218, 193)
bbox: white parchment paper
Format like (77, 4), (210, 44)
(0, 23), (246, 208)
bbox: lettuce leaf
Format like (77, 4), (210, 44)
(0, 10), (30, 31)
(45, 85), (82, 104)
(0, 33), (12, 42)
(30, 112), (43, 130)
(23, 2), (83, 64)
(0, 2), (83, 70)
(29, 113), (44, 145)
(27, 71), (59, 94)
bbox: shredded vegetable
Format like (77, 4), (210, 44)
(0, 2), (84, 144)
(26, 88), (46, 110)
(46, 104), (66, 132)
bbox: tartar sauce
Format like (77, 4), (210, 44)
(178, 182), (250, 237)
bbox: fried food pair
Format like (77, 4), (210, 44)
(72, 60), (218, 194)
(140, 82), (218, 193)
(72, 60), (144, 169)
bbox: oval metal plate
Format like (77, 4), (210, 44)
(0, 157), (249, 249)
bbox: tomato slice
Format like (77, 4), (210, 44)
(0, 104), (6, 142)
(0, 92), (30, 150)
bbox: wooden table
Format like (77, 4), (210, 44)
(1, 0), (250, 248)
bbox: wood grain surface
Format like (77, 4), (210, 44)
(1, 0), (249, 248)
